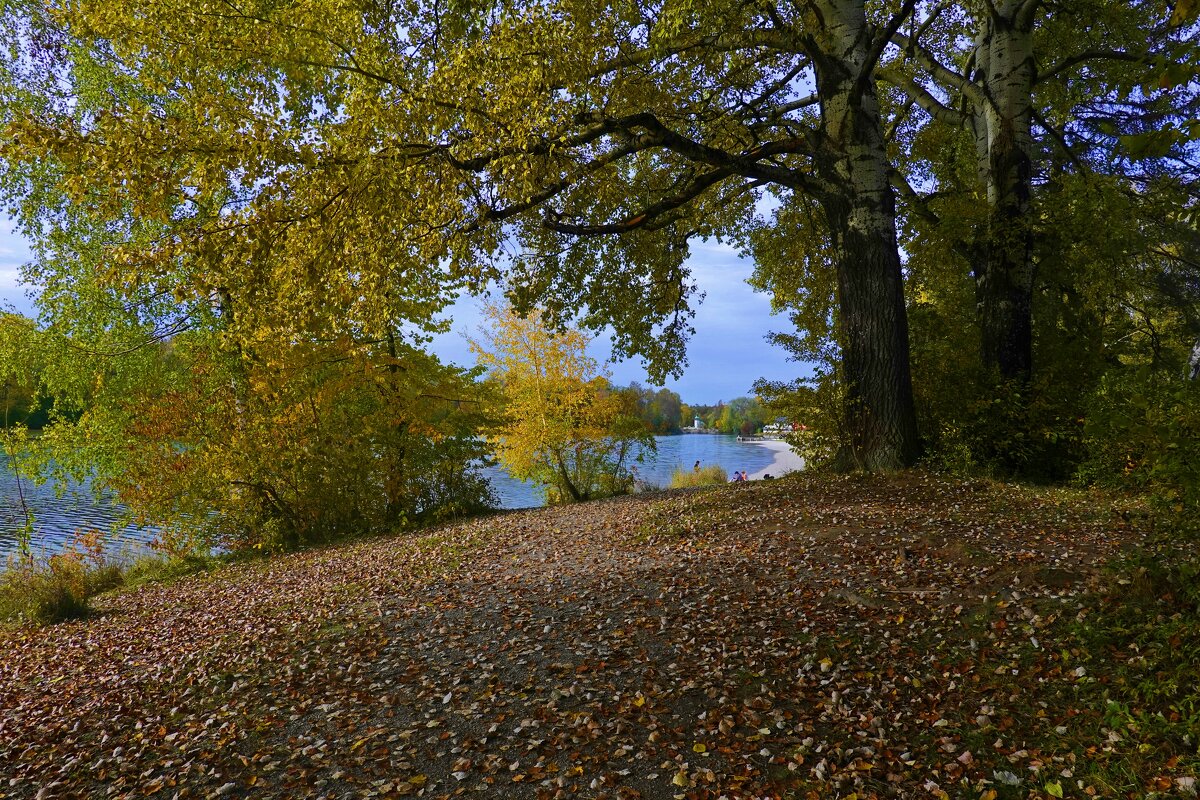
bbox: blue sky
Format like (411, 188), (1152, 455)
(0, 219), (810, 405)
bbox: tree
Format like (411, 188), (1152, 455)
(0, 0), (925, 471)
(0, 312), (50, 429)
(714, 397), (766, 435)
(621, 383), (684, 434)
(0, 3), (509, 550)
(881, 0), (1199, 381)
(469, 303), (651, 503)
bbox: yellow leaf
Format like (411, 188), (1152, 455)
(693, 743), (706, 753)
(672, 769), (689, 787)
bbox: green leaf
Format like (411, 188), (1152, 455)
(1169, 0), (1200, 27)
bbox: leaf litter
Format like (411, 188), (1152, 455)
(0, 471), (1191, 798)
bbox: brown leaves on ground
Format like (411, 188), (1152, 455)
(0, 472), (1180, 799)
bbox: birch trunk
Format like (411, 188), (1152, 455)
(970, 0), (1037, 381)
(812, 0), (922, 470)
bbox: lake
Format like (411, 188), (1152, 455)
(482, 434), (794, 507)
(1, 435), (797, 560)
(0, 465), (159, 561)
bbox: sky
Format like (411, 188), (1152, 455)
(0, 219), (812, 405)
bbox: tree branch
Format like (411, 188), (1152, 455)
(585, 27), (805, 79)
(853, 0), (917, 108)
(1036, 49), (1145, 85)
(464, 137), (648, 231)
(1031, 107), (1090, 174)
(889, 169), (940, 226)
(1015, 0), (1043, 30)
(542, 166), (740, 236)
(600, 112), (823, 193)
(891, 32), (990, 110)
(877, 67), (969, 128)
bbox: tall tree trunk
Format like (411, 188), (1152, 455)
(813, 0), (922, 470)
(970, 0), (1037, 381)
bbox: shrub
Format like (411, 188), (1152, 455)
(669, 464), (728, 488)
(1080, 369), (1200, 515)
(917, 371), (1086, 482)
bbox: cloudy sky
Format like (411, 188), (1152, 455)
(0, 220), (811, 405)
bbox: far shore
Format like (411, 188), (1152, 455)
(745, 438), (805, 480)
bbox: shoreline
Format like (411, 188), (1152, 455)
(745, 439), (805, 480)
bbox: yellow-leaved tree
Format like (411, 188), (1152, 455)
(470, 303), (651, 504)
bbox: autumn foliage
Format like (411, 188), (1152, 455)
(470, 303), (652, 504)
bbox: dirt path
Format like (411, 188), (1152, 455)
(0, 473), (1154, 799)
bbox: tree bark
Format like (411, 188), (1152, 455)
(812, 0), (923, 470)
(970, 0), (1037, 381)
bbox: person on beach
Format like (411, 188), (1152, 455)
(731, 471), (743, 483)
(741, 470), (749, 482)
(693, 460), (701, 472)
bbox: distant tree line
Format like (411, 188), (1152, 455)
(1, 378), (50, 429)
(681, 397), (768, 437)
(611, 385), (771, 438)
(617, 383), (685, 435)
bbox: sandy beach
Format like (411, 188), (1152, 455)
(746, 438), (805, 479)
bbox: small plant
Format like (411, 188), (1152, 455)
(669, 464), (728, 488)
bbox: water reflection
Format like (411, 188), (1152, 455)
(0, 466), (157, 561)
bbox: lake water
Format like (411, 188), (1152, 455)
(1, 435), (793, 559)
(0, 465), (159, 561)
(481, 434), (791, 508)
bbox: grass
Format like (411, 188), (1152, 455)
(669, 464), (728, 488)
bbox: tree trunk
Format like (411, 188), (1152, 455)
(812, 0), (922, 470)
(822, 191), (923, 471)
(970, 1), (1036, 381)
